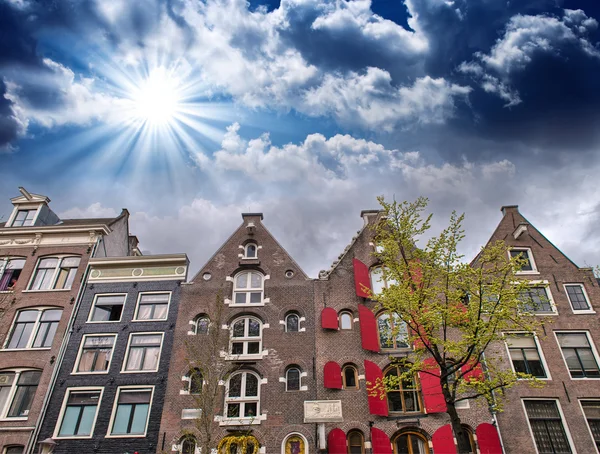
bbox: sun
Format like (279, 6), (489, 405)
(131, 67), (182, 126)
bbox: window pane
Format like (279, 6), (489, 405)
(286, 315), (299, 332)
(370, 267), (384, 294)
(247, 342), (260, 354)
(511, 249), (532, 270)
(142, 346), (160, 370)
(250, 272), (262, 289)
(507, 334), (536, 349)
(235, 293), (246, 304)
(7, 319), (35, 349)
(233, 320), (245, 337)
(557, 333), (589, 348)
(228, 375), (242, 397)
(58, 406), (80, 436)
(249, 292), (262, 303)
(340, 313), (352, 330)
(248, 319), (260, 337)
(344, 367), (357, 388)
(196, 317), (209, 334)
(112, 404), (132, 434)
(136, 305), (153, 320)
(227, 403), (240, 418)
(245, 374), (258, 397)
(287, 369), (300, 391)
(236, 273), (248, 289)
(130, 403), (149, 434)
(244, 402), (257, 417)
(5, 447), (24, 454)
(565, 285), (589, 310)
(378, 314), (393, 348)
(131, 334), (162, 345)
(77, 405), (97, 435)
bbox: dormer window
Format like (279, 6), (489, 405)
(244, 243), (257, 259)
(11, 210), (37, 227)
(510, 248), (537, 274)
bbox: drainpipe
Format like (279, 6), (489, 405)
(26, 239), (100, 454)
(491, 411), (507, 454)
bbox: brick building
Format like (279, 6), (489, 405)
(0, 188), (136, 454)
(34, 253), (188, 454)
(478, 206), (600, 454)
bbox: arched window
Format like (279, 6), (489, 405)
(224, 371), (260, 420)
(286, 367), (301, 391)
(377, 313), (409, 350)
(29, 256), (81, 290)
(184, 368), (204, 394)
(392, 431), (430, 454)
(462, 425), (477, 453)
(0, 258), (26, 291)
(342, 365), (359, 389)
(230, 317), (262, 357)
(219, 435), (260, 454)
(339, 311), (353, 330)
(244, 243), (257, 259)
(385, 365), (422, 414)
(0, 369), (42, 418)
(347, 430), (365, 454)
(4, 446), (24, 454)
(285, 313), (300, 332)
(6, 307), (63, 349)
(233, 271), (264, 305)
(179, 436), (197, 454)
(193, 315), (210, 335)
(370, 266), (396, 295)
(283, 433), (307, 454)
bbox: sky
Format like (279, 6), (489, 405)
(1, 0), (599, 277)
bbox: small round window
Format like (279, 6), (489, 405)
(202, 272), (212, 281)
(285, 270), (294, 279)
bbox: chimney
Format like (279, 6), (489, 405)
(501, 205), (519, 217)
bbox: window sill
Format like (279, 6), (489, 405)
(218, 415), (266, 426)
(22, 289), (72, 293)
(0, 290), (15, 294)
(105, 433), (148, 438)
(0, 417), (28, 422)
(53, 435), (94, 440)
(224, 353), (265, 361)
(225, 302), (266, 307)
(131, 318), (169, 323)
(120, 369), (160, 374)
(516, 271), (540, 275)
(571, 310), (596, 314)
(2, 347), (51, 352)
(71, 371), (110, 376)
(568, 376), (600, 380)
(86, 320), (123, 324)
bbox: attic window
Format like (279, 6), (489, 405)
(510, 248), (537, 274)
(244, 243), (257, 259)
(11, 210), (36, 227)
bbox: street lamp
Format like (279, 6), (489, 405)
(38, 438), (57, 454)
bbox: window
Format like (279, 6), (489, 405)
(193, 315), (210, 335)
(220, 435), (260, 453)
(184, 368), (204, 395)
(229, 317), (262, 358)
(224, 371), (260, 420)
(3, 446), (24, 454)
(108, 387), (153, 436)
(385, 365), (422, 414)
(283, 434), (306, 454)
(581, 400), (600, 451)
(511, 248), (537, 273)
(5, 308), (62, 349)
(370, 267), (397, 295)
(378, 313), (409, 350)
(29, 256), (81, 291)
(123, 333), (163, 372)
(11, 210), (36, 227)
(347, 430), (365, 454)
(0, 258), (26, 291)
(524, 400), (573, 454)
(519, 286), (554, 314)
(393, 432), (430, 454)
(564, 284), (591, 312)
(55, 388), (102, 438)
(74, 335), (116, 373)
(285, 313), (299, 332)
(134, 292), (170, 321)
(0, 370), (41, 418)
(506, 333), (548, 378)
(339, 311), (353, 330)
(233, 271), (263, 305)
(556, 332), (600, 378)
(244, 243), (257, 259)
(88, 294), (126, 322)
(180, 436), (197, 454)
(462, 425), (477, 454)
(286, 367), (301, 391)
(342, 365), (359, 389)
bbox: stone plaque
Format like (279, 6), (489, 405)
(304, 400), (343, 423)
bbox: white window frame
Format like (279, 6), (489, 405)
(377, 312), (410, 351)
(578, 398), (600, 454)
(502, 331), (552, 380)
(0, 368), (42, 420)
(281, 433), (309, 454)
(3, 306), (63, 351)
(370, 266), (396, 295)
(24, 255), (81, 292)
(521, 398), (577, 454)
(0, 257), (27, 293)
(243, 243), (258, 259)
(520, 281), (558, 315)
(563, 283), (595, 314)
(176, 435), (201, 454)
(189, 314), (210, 335)
(8, 206), (40, 228)
(53, 386), (104, 439)
(71, 333), (118, 375)
(132, 291), (172, 322)
(285, 367), (302, 392)
(121, 332), (164, 374)
(87, 293), (127, 324)
(232, 271), (265, 306)
(228, 317), (263, 360)
(181, 368), (204, 395)
(2, 445), (25, 454)
(106, 385), (154, 438)
(284, 313), (300, 333)
(554, 330), (600, 380)
(510, 247), (539, 275)
(223, 371), (261, 425)
(338, 311), (353, 330)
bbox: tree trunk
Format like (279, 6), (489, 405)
(442, 383), (473, 454)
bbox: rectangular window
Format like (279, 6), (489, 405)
(0, 259), (26, 291)
(524, 400), (572, 454)
(29, 257), (81, 291)
(88, 294), (126, 322)
(56, 389), (102, 438)
(556, 332), (600, 378)
(506, 333), (547, 378)
(564, 284), (591, 312)
(74, 335), (116, 373)
(134, 293), (170, 321)
(511, 248), (536, 272)
(581, 400), (600, 451)
(519, 287), (554, 314)
(123, 333), (163, 372)
(109, 388), (152, 436)
(11, 210), (36, 227)
(4, 371), (42, 418)
(6, 308), (63, 350)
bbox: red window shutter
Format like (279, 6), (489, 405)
(327, 428), (347, 454)
(321, 307), (339, 330)
(324, 361), (342, 389)
(462, 361), (484, 383)
(418, 358), (446, 413)
(353, 258), (371, 298)
(358, 304), (379, 352)
(364, 360), (388, 416)
(476, 423), (503, 454)
(432, 425), (457, 454)
(370, 427), (392, 454)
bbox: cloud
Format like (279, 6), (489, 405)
(59, 202), (119, 219)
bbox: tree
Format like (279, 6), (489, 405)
(370, 197), (545, 454)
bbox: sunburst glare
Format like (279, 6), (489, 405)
(131, 67), (182, 126)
